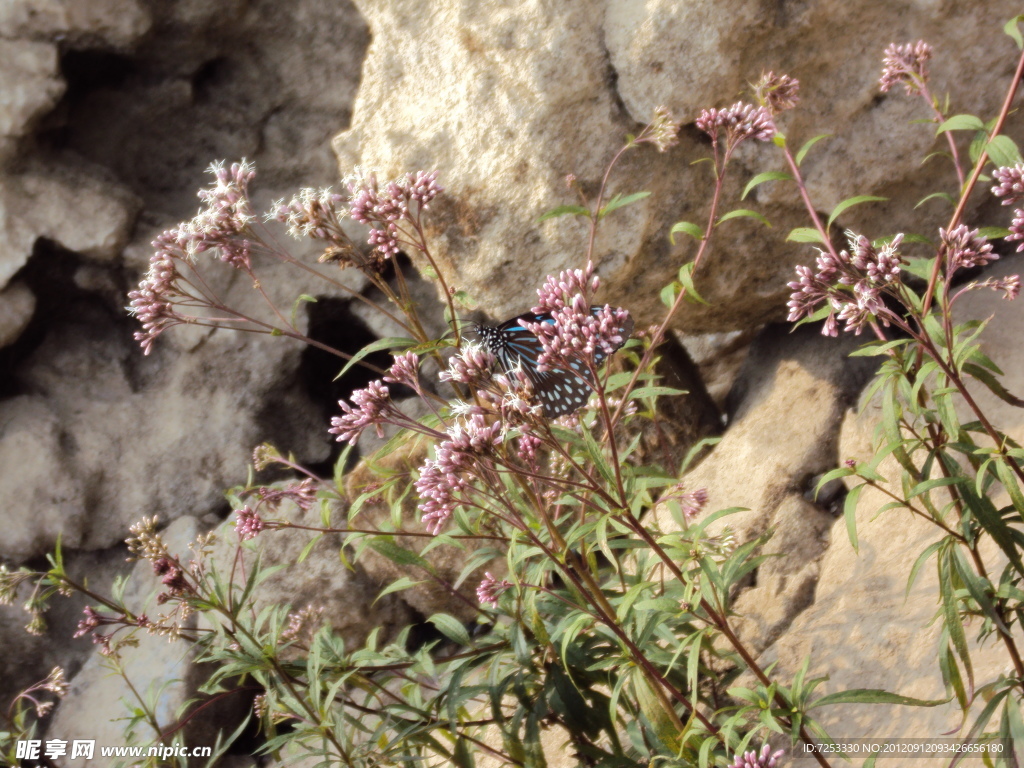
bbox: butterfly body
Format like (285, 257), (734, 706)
(476, 307), (632, 418)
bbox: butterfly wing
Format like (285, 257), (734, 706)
(482, 307), (631, 418)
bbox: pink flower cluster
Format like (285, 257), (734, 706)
(439, 343), (497, 387)
(879, 40), (932, 95)
(256, 479), (319, 511)
(235, 506), (265, 540)
(525, 261), (633, 373)
(787, 232), (906, 336)
(476, 572), (512, 606)
(347, 169), (442, 257)
(127, 160), (258, 354)
(270, 186), (347, 241)
(992, 164), (1024, 251)
(329, 380), (393, 444)
(730, 745), (785, 768)
(696, 102), (775, 146)
(940, 225), (996, 270)
(415, 414), (502, 534)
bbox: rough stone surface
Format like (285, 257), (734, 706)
(654, 324), (875, 651)
(0, 280), (35, 348)
(0, 162), (141, 289)
(47, 517), (211, 768)
(765, 255), (1024, 755)
(335, 0), (1022, 333)
(0, 0), (151, 50)
(0, 38), (63, 163)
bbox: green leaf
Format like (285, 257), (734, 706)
(427, 613), (472, 646)
(826, 195), (887, 231)
(599, 191), (651, 219)
(741, 171), (793, 200)
(366, 536), (430, 569)
(796, 134), (833, 166)
(660, 281), (680, 308)
(1005, 14), (1024, 48)
(809, 689), (948, 709)
(677, 261), (708, 305)
(717, 208), (771, 228)
(630, 385), (687, 400)
(842, 483), (862, 552)
(986, 134), (1023, 168)
(914, 191), (955, 209)
(936, 114), (986, 134)
(669, 220), (704, 245)
(538, 204), (591, 222)
(376, 576), (425, 600)
(334, 337), (416, 381)
(978, 226), (1012, 239)
(787, 227), (827, 245)
(963, 362), (1024, 407)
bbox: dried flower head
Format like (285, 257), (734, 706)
(256, 479), (319, 511)
(125, 516), (168, 562)
(879, 41), (932, 95)
(648, 105), (680, 152)
(754, 71), (800, 114)
(280, 604), (324, 645)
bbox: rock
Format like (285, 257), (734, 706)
(0, 162), (141, 290)
(335, 0), (1022, 334)
(0, 396), (87, 559)
(653, 324), (874, 651)
(0, 39), (63, 164)
(762, 255), (1024, 751)
(0, 310), (330, 559)
(0, 280), (35, 348)
(47, 517), (212, 768)
(0, 0), (151, 50)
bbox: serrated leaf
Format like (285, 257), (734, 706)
(669, 220), (704, 245)
(538, 204), (591, 222)
(717, 208), (771, 228)
(599, 191), (651, 219)
(787, 227), (827, 245)
(796, 134), (832, 166)
(936, 114), (986, 134)
(741, 171), (793, 200)
(826, 195), (887, 231)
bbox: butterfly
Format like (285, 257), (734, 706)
(475, 306), (633, 417)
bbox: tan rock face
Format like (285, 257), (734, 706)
(335, 0), (1021, 332)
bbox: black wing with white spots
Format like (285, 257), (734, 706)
(476, 307), (632, 418)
